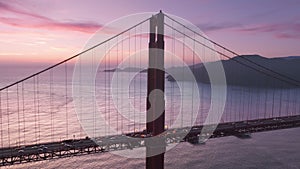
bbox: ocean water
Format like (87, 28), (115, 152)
(1, 65), (300, 169)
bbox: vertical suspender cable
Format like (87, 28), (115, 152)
(6, 88), (10, 147)
(246, 87), (250, 121)
(278, 85), (283, 117)
(93, 49), (96, 137)
(37, 75), (40, 143)
(95, 49), (98, 137)
(292, 89), (296, 116)
(238, 87), (242, 121)
(108, 41), (111, 133)
(0, 92), (2, 147)
(202, 37), (206, 124)
(241, 82), (247, 121)
(65, 62), (69, 139)
(120, 35), (123, 132)
(33, 77), (37, 144)
(286, 88), (290, 116)
(17, 84), (20, 146)
(264, 77), (271, 118)
(92, 50), (95, 138)
(170, 22), (175, 126)
(134, 27), (137, 132)
(116, 36), (119, 133)
(262, 77), (269, 119)
(271, 88), (275, 118)
(50, 70), (53, 142)
(22, 82), (25, 145)
(296, 88), (300, 115)
(139, 25), (142, 131)
(104, 43), (107, 136)
(249, 87), (254, 120)
(256, 87), (261, 119)
(79, 54), (83, 138)
(292, 89), (297, 116)
(229, 85), (233, 122)
(128, 30), (131, 132)
(263, 81), (268, 119)
(191, 32), (195, 125)
(181, 27), (185, 127)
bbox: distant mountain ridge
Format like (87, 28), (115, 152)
(282, 56), (300, 60)
(166, 55), (300, 88)
(103, 67), (147, 73)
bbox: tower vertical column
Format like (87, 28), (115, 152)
(146, 11), (165, 169)
(146, 15), (157, 133)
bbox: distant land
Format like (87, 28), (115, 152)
(166, 55), (300, 88)
(103, 55), (300, 88)
(103, 67), (147, 73)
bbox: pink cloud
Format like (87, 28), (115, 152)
(236, 23), (300, 40)
(0, 1), (49, 20)
(197, 22), (242, 32)
(0, 1), (102, 33)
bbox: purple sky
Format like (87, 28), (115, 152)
(0, 0), (300, 64)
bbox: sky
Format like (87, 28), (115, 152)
(0, 0), (300, 64)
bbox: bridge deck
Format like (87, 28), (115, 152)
(1, 115), (300, 166)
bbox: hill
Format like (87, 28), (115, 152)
(166, 55), (300, 88)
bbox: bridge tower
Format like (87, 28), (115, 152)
(146, 11), (165, 169)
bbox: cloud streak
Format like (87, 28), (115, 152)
(198, 20), (300, 40)
(0, 1), (102, 33)
(237, 23), (300, 40)
(197, 22), (242, 32)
